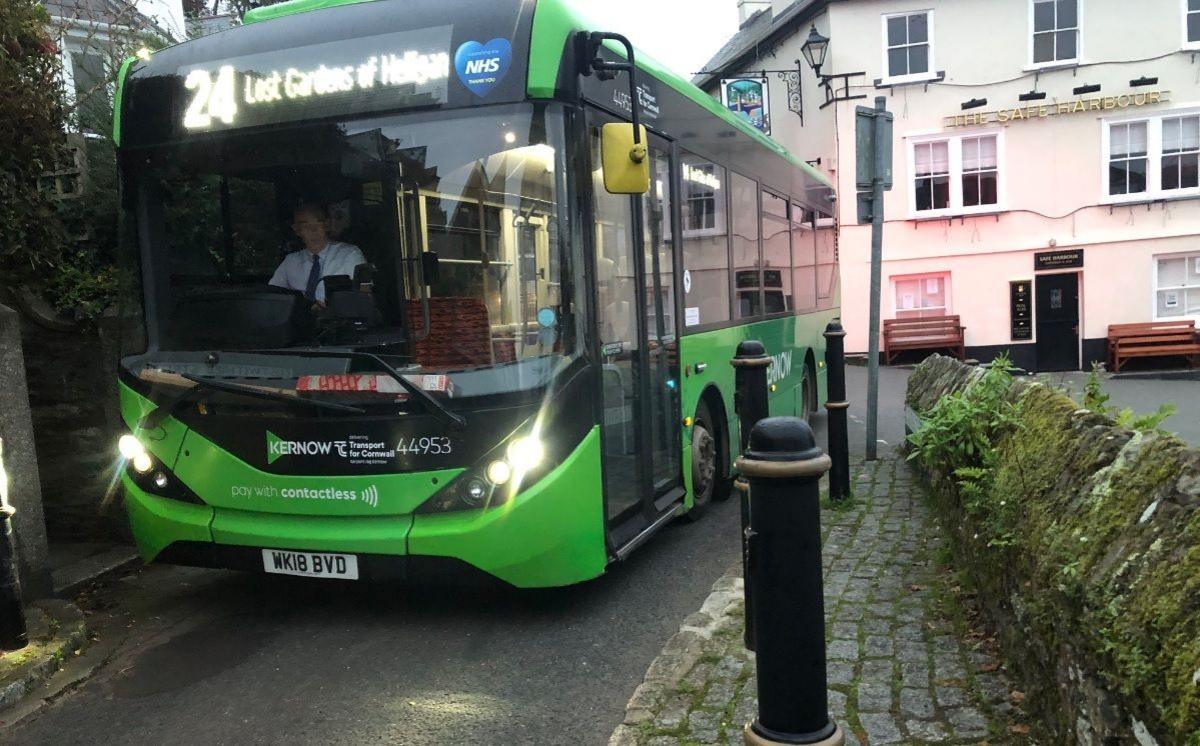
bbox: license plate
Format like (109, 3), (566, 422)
(261, 549), (359, 580)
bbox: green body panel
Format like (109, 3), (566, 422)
(525, 1), (828, 180)
(210, 509), (413, 554)
(123, 474), (214, 560)
(119, 377), (606, 586)
(677, 311), (837, 481)
(408, 427), (607, 587)
(111, 56), (136, 146)
(174, 428), (460, 516)
(243, 0), (374, 24)
(120, 382), (190, 469)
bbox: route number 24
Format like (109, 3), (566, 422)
(184, 66), (238, 129)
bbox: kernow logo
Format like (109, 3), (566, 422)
(266, 430), (333, 465)
(767, 350), (793, 386)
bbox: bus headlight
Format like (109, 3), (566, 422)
(486, 460), (512, 486)
(506, 436), (544, 472)
(119, 435), (155, 473)
(119, 433), (204, 504)
(118, 434), (146, 461)
(132, 452), (154, 473)
(417, 430), (551, 515)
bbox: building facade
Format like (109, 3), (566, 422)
(700, 0), (1200, 370)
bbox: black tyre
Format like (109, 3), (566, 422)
(688, 398), (730, 520)
(800, 361), (818, 421)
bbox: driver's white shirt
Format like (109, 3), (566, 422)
(269, 241), (365, 302)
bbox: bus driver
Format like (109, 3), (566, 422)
(270, 202), (366, 308)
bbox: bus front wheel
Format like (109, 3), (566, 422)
(687, 399), (722, 520)
(800, 360), (817, 421)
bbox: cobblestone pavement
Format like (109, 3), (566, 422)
(611, 456), (1031, 745)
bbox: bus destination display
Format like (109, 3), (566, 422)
(177, 26), (452, 132)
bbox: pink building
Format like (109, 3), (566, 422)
(700, 0), (1200, 371)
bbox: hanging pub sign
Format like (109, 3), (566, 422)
(1010, 280), (1032, 341)
(721, 77), (770, 135)
(1035, 249), (1084, 271)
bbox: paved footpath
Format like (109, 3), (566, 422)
(611, 455), (1031, 745)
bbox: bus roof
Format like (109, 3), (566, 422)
(240, 0), (830, 189)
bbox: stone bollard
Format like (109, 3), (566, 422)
(737, 417), (842, 746)
(731, 340), (770, 652)
(823, 321), (851, 501)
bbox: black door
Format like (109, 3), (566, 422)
(1035, 272), (1080, 371)
(589, 120), (683, 530)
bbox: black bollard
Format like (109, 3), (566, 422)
(0, 438), (27, 651)
(737, 417), (841, 746)
(823, 321), (851, 502)
(731, 340), (770, 652)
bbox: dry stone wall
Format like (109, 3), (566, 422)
(906, 355), (1199, 745)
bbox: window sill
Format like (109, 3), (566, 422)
(908, 207), (1005, 222)
(1101, 192), (1200, 208)
(874, 71), (945, 90)
(1022, 60), (1081, 73)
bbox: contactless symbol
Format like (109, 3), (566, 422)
(454, 38), (512, 97)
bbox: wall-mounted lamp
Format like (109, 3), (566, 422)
(799, 25), (830, 79)
(961, 98), (987, 110)
(798, 25), (865, 110)
(1073, 83), (1101, 95)
(1018, 90), (1047, 102)
(1130, 76), (1158, 87)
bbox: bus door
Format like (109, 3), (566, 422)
(591, 121), (684, 536)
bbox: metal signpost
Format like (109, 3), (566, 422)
(855, 97), (892, 461)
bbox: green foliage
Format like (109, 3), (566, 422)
(1081, 362), (1111, 413)
(0, 0), (69, 287)
(1079, 363), (1176, 433)
(910, 355), (1200, 740)
(907, 354), (1019, 473)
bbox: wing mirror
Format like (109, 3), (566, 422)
(601, 123), (650, 194)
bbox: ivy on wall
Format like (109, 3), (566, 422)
(0, 0), (70, 300)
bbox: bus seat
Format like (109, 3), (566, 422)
(405, 297), (493, 369)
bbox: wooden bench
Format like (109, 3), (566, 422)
(1108, 321), (1200, 372)
(883, 315), (966, 365)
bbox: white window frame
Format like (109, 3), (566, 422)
(1152, 251), (1200, 322)
(1101, 107), (1200, 204)
(890, 272), (952, 318)
(906, 130), (1005, 219)
(881, 10), (936, 85)
(1028, 0), (1082, 69)
(680, 160), (728, 239)
(1184, 0), (1200, 49)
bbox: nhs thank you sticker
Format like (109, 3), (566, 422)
(454, 38), (511, 97)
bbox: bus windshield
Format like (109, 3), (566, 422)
(127, 103), (572, 399)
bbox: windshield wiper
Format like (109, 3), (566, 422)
(138, 371), (364, 430)
(248, 349), (467, 430)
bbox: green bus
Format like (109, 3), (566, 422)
(112, 0), (839, 588)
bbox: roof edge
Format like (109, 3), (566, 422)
(693, 0), (828, 91)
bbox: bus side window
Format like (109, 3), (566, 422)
(679, 153), (730, 329)
(790, 202), (818, 312)
(729, 172), (760, 320)
(815, 209), (838, 309)
(760, 191), (791, 315)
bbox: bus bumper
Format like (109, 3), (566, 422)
(123, 428), (608, 588)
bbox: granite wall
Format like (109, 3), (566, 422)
(906, 355), (1199, 745)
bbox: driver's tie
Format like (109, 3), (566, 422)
(304, 254), (321, 302)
